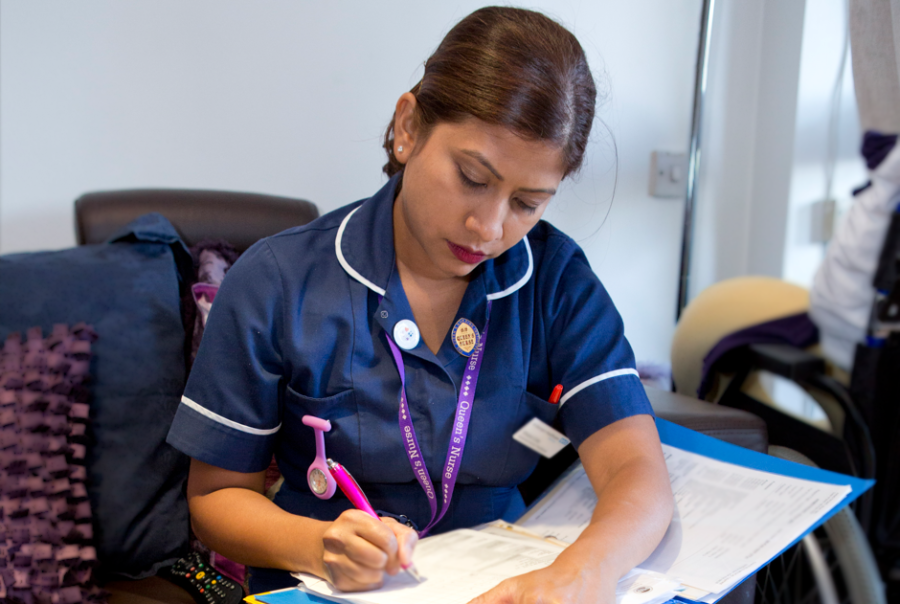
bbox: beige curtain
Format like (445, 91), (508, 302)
(851, 0), (900, 132)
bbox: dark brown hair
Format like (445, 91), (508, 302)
(383, 6), (597, 180)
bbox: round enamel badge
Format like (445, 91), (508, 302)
(393, 319), (421, 350)
(451, 318), (480, 357)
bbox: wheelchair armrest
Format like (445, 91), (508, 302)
(721, 344), (876, 482)
(746, 343), (825, 382)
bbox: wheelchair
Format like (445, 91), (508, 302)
(672, 251), (900, 602)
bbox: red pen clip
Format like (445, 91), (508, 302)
(549, 384), (564, 405)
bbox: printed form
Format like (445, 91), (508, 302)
(293, 529), (676, 604)
(517, 444), (852, 595)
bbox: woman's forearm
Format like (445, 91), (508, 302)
(189, 486), (329, 576)
(556, 454), (673, 583)
(555, 415), (674, 584)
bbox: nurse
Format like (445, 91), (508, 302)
(167, 6), (673, 603)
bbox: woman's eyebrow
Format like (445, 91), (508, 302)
(460, 149), (557, 194)
(461, 150), (504, 181)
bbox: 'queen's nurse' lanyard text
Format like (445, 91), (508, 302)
(382, 298), (492, 537)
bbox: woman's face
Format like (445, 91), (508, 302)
(393, 102), (566, 282)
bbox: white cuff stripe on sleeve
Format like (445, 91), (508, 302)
(180, 395), (281, 436)
(558, 368), (640, 407)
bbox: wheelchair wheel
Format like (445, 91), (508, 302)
(755, 446), (884, 604)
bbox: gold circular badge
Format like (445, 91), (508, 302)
(451, 318), (480, 357)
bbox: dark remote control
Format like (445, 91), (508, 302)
(160, 551), (244, 604)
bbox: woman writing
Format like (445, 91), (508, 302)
(166, 7), (673, 602)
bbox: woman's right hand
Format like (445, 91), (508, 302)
(321, 511), (418, 592)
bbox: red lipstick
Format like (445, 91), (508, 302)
(447, 241), (486, 264)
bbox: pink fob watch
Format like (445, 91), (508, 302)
(302, 415), (336, 499)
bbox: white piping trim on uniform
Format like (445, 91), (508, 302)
(486, 238), (533, 301)
(335, 206), (387, 296)
(335, 204), (532, 300)
(558, 368), (640, 407)
(181, 395), (281, 436)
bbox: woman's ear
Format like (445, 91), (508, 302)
(393, 92), (419, 164)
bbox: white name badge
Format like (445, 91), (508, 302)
(512, 417), (571, 458)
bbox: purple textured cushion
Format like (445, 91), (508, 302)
(0, 324), (107, 603)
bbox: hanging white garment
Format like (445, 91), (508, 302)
(809, 144), (900, 370)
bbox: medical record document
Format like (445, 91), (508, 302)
(253, 420), (867, 604)
(516, 444), (853, 602)
(293, 528), (676, 604)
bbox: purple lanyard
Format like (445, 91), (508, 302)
(382, 300), (492, 536)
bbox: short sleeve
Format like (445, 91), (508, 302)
(166, 240), (285, 473)
(540, 237), (652, 449)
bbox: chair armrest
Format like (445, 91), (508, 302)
(646, 386), (768, 453)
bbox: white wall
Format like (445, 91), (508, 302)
(0, 0), (704, 365)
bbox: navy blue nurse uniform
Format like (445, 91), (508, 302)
(166, 174), (653, 592)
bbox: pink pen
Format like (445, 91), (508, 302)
(326, 459), (422, 583)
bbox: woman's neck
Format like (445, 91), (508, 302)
(395, 258), (469, 355)
(393, 195), (470, 353)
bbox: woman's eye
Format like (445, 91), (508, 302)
(457, 166), (487, 189)
(516, 199), (538, 215)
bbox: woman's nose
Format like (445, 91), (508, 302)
(465, 201), (504, 242)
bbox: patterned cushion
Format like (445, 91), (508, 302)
(0, 324), (106, 602)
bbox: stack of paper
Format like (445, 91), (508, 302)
(294, 529), (678, 604)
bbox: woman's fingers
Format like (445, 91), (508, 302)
(322, 510), (415, 590)
(381, 517), (419, 570)
(467, 578), (516, 604)
(325, 512), (392, 567)
(323, 552), (386, 592)
(338, 532), (391, 568)
(469, 566), (616, 604)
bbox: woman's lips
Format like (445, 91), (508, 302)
(447, 241), (487, 264)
